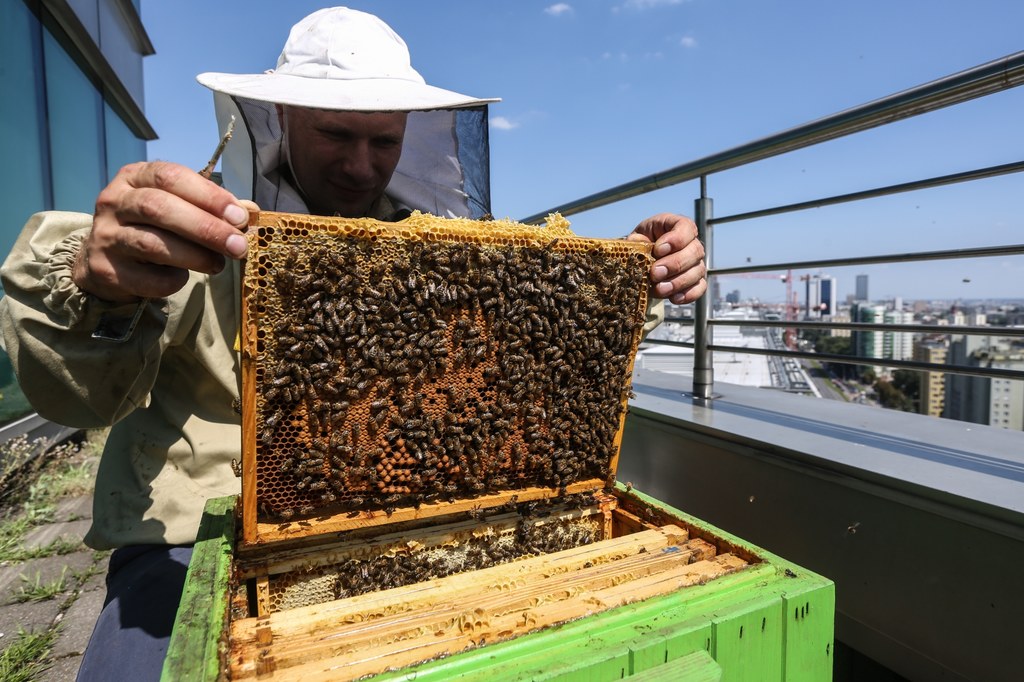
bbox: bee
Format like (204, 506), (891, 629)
(369, 409), (388, 431)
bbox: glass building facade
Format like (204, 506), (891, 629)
(0, 0), (154, 426)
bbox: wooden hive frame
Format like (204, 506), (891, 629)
(239, 210), (653, 547)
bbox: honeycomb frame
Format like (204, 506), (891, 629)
(240, 210), (652, 546)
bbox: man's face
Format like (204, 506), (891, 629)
(280, 107), (407, 218)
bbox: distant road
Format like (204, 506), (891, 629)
(803, 362), (848, 402)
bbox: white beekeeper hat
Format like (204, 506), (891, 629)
(196, 6), (498, 111)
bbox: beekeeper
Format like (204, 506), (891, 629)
(0, 6), (706, 680)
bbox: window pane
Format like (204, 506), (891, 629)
(0, 1), (49, 253)
(0, 347), (33, 428)
(66, 0), (100, 43)
(105, 101), (147, 182)
(0, 3), (48, 427)
(43, 28), (106, 213)
(99, 0), (144, 109)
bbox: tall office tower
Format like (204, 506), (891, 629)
(852, 303), (885, 359)
(945, 336), (1024, 431)
(913, 339), (948, 418)
(883, 309), (914, 361)
(805, 277), (819, 319)
(855, 275), (869, 302)
(820, 277), (837, 317)
(804, 276), (837, 318)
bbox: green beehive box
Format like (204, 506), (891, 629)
(162, 212), (833, 681)
(163, 487), (833, 681)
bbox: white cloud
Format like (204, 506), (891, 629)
(490, 116), (520, 131)
(680, 35), (698, 48)
(544, 3), (573, 16)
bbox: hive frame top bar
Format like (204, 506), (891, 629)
(239, 210), (652, 548)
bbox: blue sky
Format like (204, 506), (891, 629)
(142, 1), (1024, 304)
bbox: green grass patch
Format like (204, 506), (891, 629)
(0, 627), (58, 682)
(0, 536), (82, 563)
(14, 568), (68, 603)
(28, 456), (95, 503)
(0, 430), (105, 561)
(0, 514), (31, 560)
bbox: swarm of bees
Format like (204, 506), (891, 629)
(248, 214), (650, 521)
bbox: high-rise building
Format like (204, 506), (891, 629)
(855, 274), (869, 302)
(852, 303), (885, 359)
(820, 277), (837, 317)
(883, 309), (914, 361)
(968, 308), (988, 326)
(913, 340), (948, 418)
(805, 276), (837, 318)
(829, 312), (852, 338)
(945, 336), (1024, 431)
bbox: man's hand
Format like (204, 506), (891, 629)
(72, 161), (252, 304)
(627, 213), (707, 304)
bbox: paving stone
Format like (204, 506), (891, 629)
(40, 653), (83, 681)
(53, 496), (93, 522)
(51, 587), (104, 658)
(21, 519), (92, 552)
(0, 551), (96, 606)
(0, 599), (62, 652)
(79, 567), (108, 594)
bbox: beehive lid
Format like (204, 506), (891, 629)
(239, 210), (652, 547)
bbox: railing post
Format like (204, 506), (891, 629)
(692, 177), (714, 400)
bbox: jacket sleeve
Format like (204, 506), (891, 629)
(0, 211), (172, 428)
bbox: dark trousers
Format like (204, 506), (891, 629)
(76, 545), (193, 682)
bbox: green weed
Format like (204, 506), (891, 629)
(0, 628), (57, 682)
(14, 568), (68, 603)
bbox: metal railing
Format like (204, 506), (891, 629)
(522, 51), (1024, 402)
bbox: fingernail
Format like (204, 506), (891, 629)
(223, 203), (247, 226)
(652, 265), (668, 281)
(655, 281), (672, 296)
(654, 242), (671, 257)
(226, 233), (248, 259)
